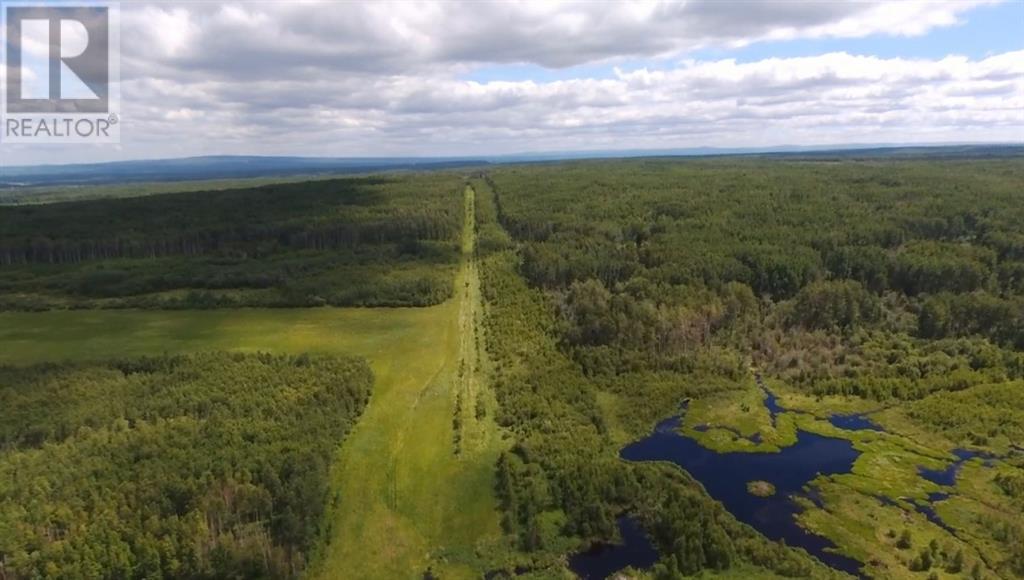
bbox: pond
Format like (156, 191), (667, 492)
(620, 414), (864, 577)
(828, 413), (883, 432)
(568, 384), (868, 579)
(569, 382), (983, 579)
(568, 515), (660, 580)
(918, 448), (989, 486)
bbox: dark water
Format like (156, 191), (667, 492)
(569, 380), (981, 579)
(756, 375), (787, 425)
(878, 492), (956, 533)
(762, 388), (786, 419)
(568, 516), (660, 579)
(828, 414), (883, 432)
(912, 448), (1005, 537)
(916, 492), (955, 532)
(620, 415), (864, 576)
(918, 449), (986, 486)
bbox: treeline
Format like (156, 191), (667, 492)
(0, 174), (465, 310)
(494, 162), (1023, 300)
(484, 159), (1024, 397)
(905, 381), (1024, 449)
(919, 291), (1024, 348)
(0, 352), (373, 579)
(489, 158), (1022, 295)
(473, 181), (837, 578)
(0, 216), (456, 265)
(552, 277), (760, 376)
(0, 177), (459, 266)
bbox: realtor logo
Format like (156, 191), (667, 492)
(2, 1), (120, 143)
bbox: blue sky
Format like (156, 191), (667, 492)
(462, 1), (1024, 83)
(2, 0), (1022, 165)
(696, 1), (1024, 61)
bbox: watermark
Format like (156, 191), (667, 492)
(1, 1), (120, 144)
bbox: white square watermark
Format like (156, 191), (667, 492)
(1, 0), (120, 144)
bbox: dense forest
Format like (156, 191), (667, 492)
(0, 353), (372, 579)
(0, 174), (464, 310)
(473, 157), (1024, 578)
(473, 179), (838, 578)
(486, 159), (1023, 386)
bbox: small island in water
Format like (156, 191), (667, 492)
(747, 480), (776, 497)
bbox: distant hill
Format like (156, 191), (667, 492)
(492, 143), (1024, 162)
(0, 156), (488, 187)
(2, 144), (1021, 188)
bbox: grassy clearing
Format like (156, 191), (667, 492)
(596, 391), (633, 447)
(0, 306), (443, 365)
(312, 185), (507, 579)
(867, 408), (963, 455)
(0, 185), (507, 578)
(935, 494), (1011, 573)
(936, 460), (1024, 575)
(788, 414), (950, 501)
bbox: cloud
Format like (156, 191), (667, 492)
(101, 48), (1022, 159)
(119, 0), (997, 78)
(1, 1), (1019, 164)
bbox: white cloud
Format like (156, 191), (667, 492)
(113, 0), (1000, 78)
(100, 49), (1023, 159)
(1, 1), (1020, 164)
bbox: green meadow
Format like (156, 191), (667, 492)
(0, 307), (438, 365)
(312, 186), (507, 579)
(0, 186), (507, 579)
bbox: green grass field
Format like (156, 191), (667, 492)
(0, 306), (442, 365)
(0, 185), (507, 579)
(311, 185), (507, 579)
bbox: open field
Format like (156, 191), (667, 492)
(0, 184), (507, 579)
(0, 306), (442, 365)
(313, 185), (507, 579)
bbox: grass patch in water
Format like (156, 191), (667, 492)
(791, 413), (951, 501)
(747, 480), (776, 497)
(680, 383), (798, 453)
(797, 479), (993, 579)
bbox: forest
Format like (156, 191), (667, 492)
(473, 157), (1024, 578)
(487, 159), (1023, 379)
(0, 353), (373, 579)
(473, 178), (835, 578)
(0, 174), (464, 310)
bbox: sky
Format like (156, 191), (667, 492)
(1, 0), (1022, 166)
